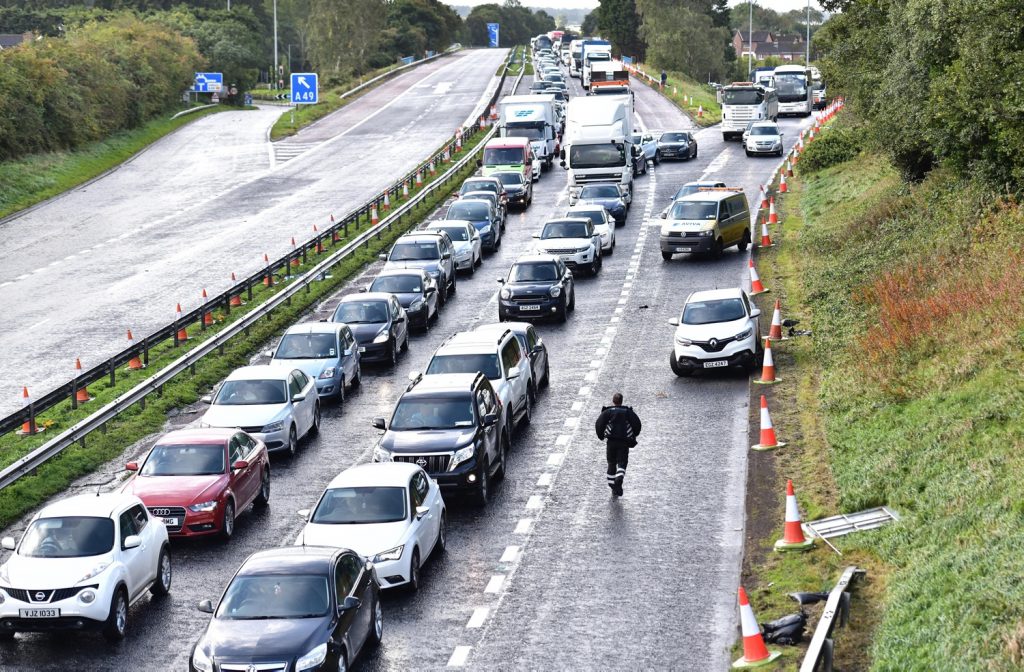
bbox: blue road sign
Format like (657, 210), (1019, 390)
(622, 56), (633, 65)
(487, 23), (500, 48)
(193, 72), (223, 93)
(290, 72), (319, 104)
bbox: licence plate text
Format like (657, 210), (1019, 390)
(161, 518), (179, 527)
(519, 305), (541, 311)
(703, 360), (728, 368)
(358, 347), (366, 353)
(675, 247), (692, 253)
(19, 608), (59, 618)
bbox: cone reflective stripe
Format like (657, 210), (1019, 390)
(175, 303), (188, 342)
(775, 480), (814, 551)
(732, 587), (780, 668)
(768, 198), (779, 225)
(754, 338), (779, 385)
(760, 220), (773, 248)
(749, 258), (768, 295)
(402, 181), (410, 199)
(759, 186), (769, 210)
(779, 173), (788, 193)
(127, 329), (144, 369)
(752, 396), (786, 451)
(74, 358), (91, 403)
(371, 204), (379, 225)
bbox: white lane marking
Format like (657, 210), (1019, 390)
(589, 359), (602, 368)
(433, 82), (454, 95)
(537, 472), (553, 487)
(514, 519), (533, 534)
(635, 110), (648, 133)
(484, 575), (505, 593)
(571, 400), (583, 411)
(466, 608), (489, 628)
(526, 495), (543, 509)
(563, 417), (578, 429)
(584, 371), (597, 382)
(555, 434), (570, 446)
(611, 316), (620, 323)
(546, 453), (564, 466)
(500, 546), (521, 563)
(700, 148), (731, 178)
(448, 646), (472, 667)
(16, 273), (31, 281)
(577, 386), (591, 396)
(0, 282), (10, 288)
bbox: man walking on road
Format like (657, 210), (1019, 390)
(595, 393), (642, 497)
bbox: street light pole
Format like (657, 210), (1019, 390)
(748, 0), (753, 75)
(805, 0), (811, 63)
(273, 0), (279, 89)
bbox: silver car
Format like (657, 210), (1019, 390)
(424, 220), (482, 273)
(268, 322), (362, 401)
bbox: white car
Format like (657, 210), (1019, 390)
(0, 493), (171, 642)
(631, 131), (661, 164)
(295, 463), (445, 591)
(745, 121), (784, 157)
(425, 220), (483, 273)
(201, 365), (320, 456)
(668, 288), (763, 376)
(532, 217), (603, 275)
(565, 204), (616, 254)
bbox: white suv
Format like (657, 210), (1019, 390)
(0, 493), (171, 642)
(532, 217), (603, 275)
(745, 121), (784, 157)
(668, 288), (763, 376)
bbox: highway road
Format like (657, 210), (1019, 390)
(0, 48), (509, 417)
(0, 70), (812, 670)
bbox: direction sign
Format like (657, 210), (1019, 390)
(290, 72), (319, 104)
(193, 72), (223, 93)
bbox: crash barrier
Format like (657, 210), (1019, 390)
(799, 566), (866, 672)
(0, 58), (525, 489)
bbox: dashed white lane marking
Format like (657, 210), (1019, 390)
(16, 273), (30, 281)
(466, 608), (489, 628)
(577, 386), (590, 396)
(448, 646), (472, 667)
(537, 472), (553, 487)
(546, 453), (564, 466)
(514, 519), (533, 534)
(585, 370), (597, 382)
(484, 575), (505, 593)
(611, 316), (620, 323)
(571, 400), (584, 411)
(563, 417), (578, 429)
(500, 546), (521, 563)
(555, 434), (570, 446)
(0, 281), (11, 288)
(526, 495), (543, 510)
(589, 359), (601, 368)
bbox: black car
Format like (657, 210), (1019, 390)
(190, 546), (381, 672)
(372, 372), (507, 505)
(332, 292), (409, 366)
(658, 130), (698, 160)
(493, 170), (533, 209)
(497, 254), (575, 323)
(366, 269), (438, 332)
(572, 183), (628, 225)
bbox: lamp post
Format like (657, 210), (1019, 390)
(748, 0), (754, 75)
(273, 0), (279, 90)
(805, 0), (811, 64)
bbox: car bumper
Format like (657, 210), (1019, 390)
(314, 376), (342, 398)
(660, 235), (715, 254)
(480, 230), (497, 249)
(247, 428), (288, 452)
(598, 232), (613, 250)
(659, 147), (690, 159)
(357, 340), (392, 363)
(500, 297), (561, 319)
(0, 590), (115, 632)
(455, 254), (475, 270)
(371, 546), (417, 589)
(746, 145), (781, 155)
(508, 192), (528, 205)
(406, 305), (430, 328)
(672, 340), (757, 371)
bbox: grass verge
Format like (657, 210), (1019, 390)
(0, 128), (490, 529)
(634, 66), (721, 127)
(0, 105), (230, 220)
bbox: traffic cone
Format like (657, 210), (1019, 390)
(697, 105), (704, 118)
(768, 198), (779, 225)
(126, 329), (144, 370)
(416, 170), (423, 187)
(201, 289), (214, 326)
(382, 192), (391, 211)
(16, 387), (42, 436)
(767, 299), (784, 341)
(759, 220), (773, 248)
(455, 130), (463, 152)
(753, 338), (779, 385)
(313, 225), (324, 254)
(759, 185), (769, 210)
(779, 173), (788, 193)
(263, 253), (273, 287)
(775, 479), (814, 551)
(752, 396), (786, 451)
(74, 358), (92, 403)
(175, 303), (188, 342)
(402, 181), (410, 200)
(229, 273), (243, 306)
(479, 115), (486, 130)
(290, 237), (301, 267)
(786, 160), (793, 178)
(732, 587), (781, 668)
(489, 104), (498, 120)
(330, 214), (340, 244)
(429, 160), (436, 176)
(748, 258), (768, 296)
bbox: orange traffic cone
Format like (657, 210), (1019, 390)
(263, 253), (273, 287)
(429, 160), (436, 176)
(786, 160), (793, 178)
(479, 115), (486, 130)
(313, 225), (324, 254)
(290, 238), (301, 267)
(768, 197), (779, 225)
(759, 220), (773, 248)
(775, 479), (814, 551)
(382, 192), (391, 211)
(175, 303), (188, 342)
(201, 288), (214, 326)
(752, 396), (786, 451)
(126, 329), (144, 370)
(16, 386), (42, 436)
(748, 258), (768, 295)
(767, 299), (784, 341)
(455, 130), (463, 152)
(371, 204), (379, 226)
(229, 273), (243, 307)
(416, 170), (423, 187)
(759, 185), (769, 210)
(402, 181), (410, 200)
(697, 105), (704, 118)
(489, 104), (498, 120)
(330, 215), (340, 244)
(733, 587), (781, 668)
(779, 173), (788, 193)
(754, 338), (779, 385)
(74, 358), (92, 403)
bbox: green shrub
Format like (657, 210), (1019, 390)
(797, 124), (864, 174)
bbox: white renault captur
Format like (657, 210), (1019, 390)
(668, 288), (763, 376)
(295, 463), (445, 592)
(0, 493), (171, 642)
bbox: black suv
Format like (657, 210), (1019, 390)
(497, 254), (575, 322)
(371, 373), (507, 505)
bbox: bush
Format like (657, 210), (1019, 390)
(796, 124), (864, 174)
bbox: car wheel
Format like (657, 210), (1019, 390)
(388, 339), (398, 366)
(150, 547), (172, 597)
(255, 468), (270, 506)
(474, 462), (490, 506)
(654, 150), (661, 165)
(286, 425), (298, 457)
(541, 363), (550, 389)
(102, 588), (129, 642)
(498, 307), (507, 322)
(710, 238), (724, 259)
(692, 146), (698, 159)
(351, 364), (361, 387)
(522, 385), (535, 425)
(408, 549), (421, 593)
(368, 596), (383, 646)
(436, 512), (447, 553)
(475, 251), (483, 267)
(557, 298), (568, 323)
(568, 287), (575, 311)
(468, 260), (476, 276)
(450, 275), (457, 295)
(738, 229), (751, 252)
(220, 499), (235, 541)
(401, 330), (409, 353)
(337, 649), (348, 672)
(338, 375), (346, 403)
(670, 352), (692, 377)
(495, 432), (508, 480)
(309, 402), (321, 436)
(438, 281), (448, 307)
(594, 254), (603, 275)
(661, 250), (673, 261)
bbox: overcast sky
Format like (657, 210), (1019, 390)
(445, 1), (822, 12)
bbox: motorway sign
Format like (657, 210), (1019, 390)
(487, 23), (500, 48)
(193, 72), (223, 93)
(290, 72), (319, 104)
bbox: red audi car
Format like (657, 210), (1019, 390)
(121, 428), (270, 541)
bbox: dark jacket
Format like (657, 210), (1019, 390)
(595, 405), (642, 446)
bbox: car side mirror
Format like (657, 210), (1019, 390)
(126, 461), (139, 472)
(426, 286), (437, 294)
(660, 211), (668, 219)
(442, 253), (451, 260)
(198, 599), (215, 614)
(497, 278), (505, 284)
(200, 395), (213, 404)
(531, 234), (540, 239)
(1, 537), (15, 551)
(506, 369), (520, 380)
(668, 317), (680, 326)
(359, 287), (369, 293)
(298, 508), (311, 520)
(232, 459), (249, 470)
(483, 413), (498, 427)
(123, 535), (142, 550)
(750, 308), (761, 318)
(415, 506), (429, 520)
(341, 596), (361, 612)
(264, 349), (276, 358)
(372, 417), (387, 430)
(343, 348), (353, 357)
(395, 314), (405, 323)
(378, 253), (387, 262)
(292, 393), (306, 403)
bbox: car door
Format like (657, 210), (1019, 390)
(391, 297), (407, 345)
(332, 555), (360, 664)
(525, 326), (547, 383)
(338, 553), (372, 657)
(477, 386), (500, 458)
(230, 433), (257, 505)
(412, 470), (440, 550)
(297, 370), (317, 433)
(341, 327), (358, 383)
(587, 221), (601, 256)
(117, 508), (148, 598)
(406, 473), (429, 559)
(502, 339), (528, 416)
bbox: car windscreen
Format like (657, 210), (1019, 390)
(142, 443), (225, 476)
(19, 517), (115, 558)
(371, 275), (423, 294)
(312, 486), (407, 524)
(483, 147), (526, 165)
(569, 210), (604, 226)
(682, 298), (747, 325)
(494, 172), (524, 186)
(390, 241), (439, 261)
(426, 353), (501, 380)
(722, 89), (764, 105)
(390, 397), (477, 430)
(507, 127), (543, 141)
(334, 300), (388, 324)
(669, 200), (718, 220)
(447, 202), (489, 220)
(569, 143), (625, 169)
(660, 132), (689, 143)
(217, 575), (330, 620)
(432, 225), (469, 242)
(461, 181), (498, 195)
(750, 126), (779, 136)
(464, 193), (497, 207)
(215, 379), (288, 405)
(579, 185), (620, 200)
(541, 221), (589, 239)
(511, 263), (559, 282)
(275, 333), (337, 359)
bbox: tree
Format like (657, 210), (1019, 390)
(306, 0), (385, 81)
(636, 0), (730, 81)
(580, 9), (597, 35)
(596, 0), (643, 61)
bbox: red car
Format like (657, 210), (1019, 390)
(122, 428), (270, 541)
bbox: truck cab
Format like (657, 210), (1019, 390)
(481, 137), (540, 183)
(560, 94), (636, 204)
(498, 95), (559, 169)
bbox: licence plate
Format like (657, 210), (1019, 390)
(358, 347), (366, 353)
(19, 608), (59, 618)
(161, 517), (179, 527)
(703, 360), (728, 368)
(519, 305), (541, 311)
(675, 247), (692, 253)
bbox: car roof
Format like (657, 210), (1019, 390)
(282, 322), (346, 336)
(544, 217), (592, 226)
(375, 267), (429, 279)
(154, 427), (236, 445)
(463, 191), (497, 200)
(426, 219), (473, 230)
(676, 189), (743, 203)
(687, 287), (745, 303)
(339, 292), (392, 303)
(463, 176), (501, 185)
(474, 322), (533, 339)
(239, 546), (343, 576)
(225, 365), (293, 382)
(579, 183), (620, 193)
(485, 137), (530, 148)
(38, 493), (140, 519)
(326, 462), (421, 489)
(661, 129), (691, 134)
(396, 232), (444, 243)
(408, 372), (482, 394)
(751, 121), (779, 128)
(436, 330), (511, 354)
(567, 204), (607, 213)
(455, 198), (494, 211)
(492, 170), (525, 181)
(512, 253), (560, 265)
(681, 181), (726, 188)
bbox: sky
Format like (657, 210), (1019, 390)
(444, 0), (822, 11)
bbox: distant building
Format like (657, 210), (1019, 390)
(733, 30), (809, 61)
(732, 30), (775, 58)
(0, 33), (33, 50)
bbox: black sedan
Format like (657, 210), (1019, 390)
(497, 254), (575, 323)
(190, 546), (382, 672)
(366, 269), (438, 332)
(572, 183), (628, 226)
(493, 170), (533, 209)
(658, 130), (698, 160)
(332, 292), (409, 366)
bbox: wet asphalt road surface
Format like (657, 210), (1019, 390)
(0, 48), (508, 417)
(0, 70), (813, 670)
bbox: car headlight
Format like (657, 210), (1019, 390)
(456, 249), (471, 260)
(373, 545), (404, 562)
(79, 589), (96, 604)
(373, 445), (393, 463)
(426, 269), (441, 279)
(188, 500), (218, 513)
(549, 286), (561, 297)
(262, 420), (284, 433)
(410, 298), (424, 311)
(735, 327), (753, 341)
(576, 246), (591, 253)
(77, 561), (111, 583)
(192, 646), (213, 672)
(675, 336), (693, 346)
(699, 230), (714, 237)
(0, 591), (6, 605)
(500, 288), (511, 300)
(373, 330), (390, 344)
(296, 643), (328, 672)
(451, 445), (475, 470)
(479, 223), (492, 233)
(319, 367), (336, 380)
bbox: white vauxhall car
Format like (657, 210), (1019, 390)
(295, 463), (445, 592)
(668, 288), (763, 376)
(0, 493), (171, 642)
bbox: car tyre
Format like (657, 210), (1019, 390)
(309, 402), (321, 436)
(408, 549), (421, 593)
(220, 499), (236, 541)
(711, 238), (724, 259)
(368, 596), (383, 646)
(436, 512), (447, 553)
(337, 649), (349, 672)
(338, 375), (346, 404)
(495, 432), (508, 480)
(401, 330), (410, 353)
(522, 384), (535, 426)
(654, 150), (661, 165)
(540, 364), (550, 389)
(498, 307), (507, 322)
(255, 468), (270, 506)
(662, 250), (673, 261)
(388, 339), (398, 366)
(474, 462), (490, 506)
(670, 352), (692, 377)
(102, 587), (129, 643)
(450, 275), (457, 295)
(351, 364), (361, 387)
(150, 547), (172, 597)
(568, 287), (576, 311)
(286, 425), (298, 458)
(738, 229), (750, 252)
(557, 298), (568, 323)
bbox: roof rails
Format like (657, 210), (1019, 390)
(697, 186), (744, 192)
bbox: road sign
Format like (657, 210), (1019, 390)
(487, 23), (500, 48)
(193, 72), (223, 93)
(290, 72), (319, 104)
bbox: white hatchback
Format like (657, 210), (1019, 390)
(295, 463), (445, 592)
(668, 288), (763, 376)
(0, 493), (171, 642)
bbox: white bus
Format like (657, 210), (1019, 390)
(772, 65), (813, 116)
(719, 82), (778, 141)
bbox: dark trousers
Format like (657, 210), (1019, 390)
(606, 441), (630, 485)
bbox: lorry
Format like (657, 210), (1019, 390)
(498, 94), (559, 169)
(581, 41), (613, 89)
(568, 39), (584, 77)
(573, 39), (609, 81)
(560, 94), (636, 204)
(588, 60), (630, 96)
(719, 81), (778, 141)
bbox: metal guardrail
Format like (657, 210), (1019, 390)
(0, 60), (523, 492)
(800, 566), (866, 672)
